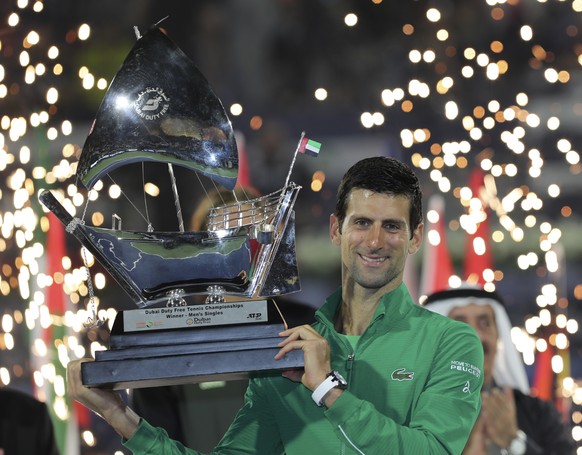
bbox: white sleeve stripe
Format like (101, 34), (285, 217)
(338, 425), (366, 455)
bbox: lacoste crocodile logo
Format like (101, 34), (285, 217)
(391, 368), (414, 381)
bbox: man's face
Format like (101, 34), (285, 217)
(329, 189), (422, 293)
(448, 303), (498, 386)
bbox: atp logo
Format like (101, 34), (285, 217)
(391, 368), (414, 381)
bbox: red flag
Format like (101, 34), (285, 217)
(464, 169), (494, 284)
(531, 345), (555, 401)
(235, 131), (253, 189)
(46, 213), (66, 318)
(420, 194), (454, 296)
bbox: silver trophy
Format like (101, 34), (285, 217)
(39, 25), (307, 389)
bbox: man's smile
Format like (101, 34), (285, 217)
(359, 254), (388, 265)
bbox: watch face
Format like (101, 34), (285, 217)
(509, 431), (527, 455)
(331, 371), (347, 388)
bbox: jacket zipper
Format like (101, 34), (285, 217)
(346, 353), (355, 377)
(341, 350), (356, 455)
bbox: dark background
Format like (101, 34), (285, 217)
(2, 0), (582, 452)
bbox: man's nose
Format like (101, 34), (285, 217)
(474, 328), (488, 344)
(366, 224), (383, 248)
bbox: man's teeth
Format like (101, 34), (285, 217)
(362, 255), (386, 263)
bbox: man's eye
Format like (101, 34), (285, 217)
(479, 318), (491, 328)
(354, 219), (370, 227)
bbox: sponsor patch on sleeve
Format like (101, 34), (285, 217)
(450, 360), (481, 379)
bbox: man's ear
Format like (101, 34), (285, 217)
(408, 222), (424, 255)
(330, 214), (341, 246)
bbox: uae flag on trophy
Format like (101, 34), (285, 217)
(298, 137), (322, 157)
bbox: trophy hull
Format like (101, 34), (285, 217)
(81, 299), (304, 389)
(78, 225), (253, 298)
(39, 184), (302, 307)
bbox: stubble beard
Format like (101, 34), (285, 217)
(350, 257), (400, 291)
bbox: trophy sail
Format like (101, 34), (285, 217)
(77, 27), (238, 191)
(39, 25), (308, 389)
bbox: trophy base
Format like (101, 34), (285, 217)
(81, 299), (305, 390)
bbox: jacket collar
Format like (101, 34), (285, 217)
(315, 282), (415, 330)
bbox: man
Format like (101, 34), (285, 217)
(0, 387), (60, 455)
(68, 156), (484, 454)
(424, 286), (576, 455)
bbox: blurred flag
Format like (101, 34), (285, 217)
(531, 344), (555, 402)
(42, 212), (81, 455)
(464, 168), (494, 285)
(403, 249), (419, 303)
(419, 194), (454, 297)
(235, 130), (254, 190)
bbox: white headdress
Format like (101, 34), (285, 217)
(423, 286), (530, 394)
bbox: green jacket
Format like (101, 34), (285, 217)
(125, 283), (483, 454)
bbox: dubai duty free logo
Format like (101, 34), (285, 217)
(134, 86), (170, 120)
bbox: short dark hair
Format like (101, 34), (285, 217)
(334, 156), (423, 237)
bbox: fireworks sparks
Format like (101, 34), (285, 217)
(2, 0), (582, 450)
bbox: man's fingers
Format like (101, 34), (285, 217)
(278, 325), (322, 350)
(279, 324), (319, 340)
(67, 358), (90, 394)
(275, 324), (331, 390)
(275, 340), (308, 359)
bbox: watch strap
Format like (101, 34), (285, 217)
(500, 429), (527, 455)
(311, 375), (338, 407)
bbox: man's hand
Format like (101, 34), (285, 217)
(275, 325), (331, 391)
(67, 359), (140, 440)
(481, 387), (519, 449)
(461, 415), (487, 455)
